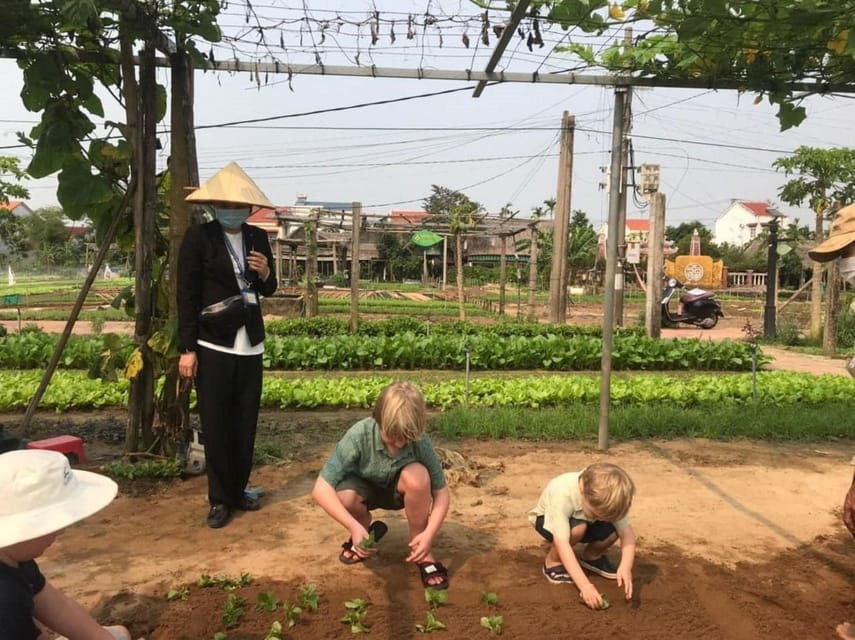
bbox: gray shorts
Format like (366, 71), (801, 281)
(336, 475), (405, 511)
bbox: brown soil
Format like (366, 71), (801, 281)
(15, 411), (852, 640)
(7, 299), (855, 638)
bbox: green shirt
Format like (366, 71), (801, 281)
(320, 417), (447, 491)
(528, 471), (630, 542)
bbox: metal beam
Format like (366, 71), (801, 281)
(3, 47), (853, 94)
(472, 0), (532, 98)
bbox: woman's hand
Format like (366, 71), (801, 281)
(178, 352), (197, 379)
(246, 250), (270, 281)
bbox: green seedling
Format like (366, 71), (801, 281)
(480, 591), (499, 607)
(213, 633), (228, 640)
(282, 601), (303, 628)
(263, 621), (283, 640)
(579, 592), (611, 610)
(256, 591), (279, 612)
(199, 573), (254, 591)
(480, 615), (503, 635)
(424, 587), (448, 609)
(416, 611), (447, 633)
(341, 598), (372, 634)
(358, 529), (378, 550)
(222, 593), (246, 628)
(299, 583), (319, 613)
(165, 586), (190, 601)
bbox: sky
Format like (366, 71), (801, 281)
(2, 0), (854, 231)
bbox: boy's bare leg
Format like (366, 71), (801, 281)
(581, 532), (618, 561)
(337, 489), (371, 562)
(838, 622), (855, 639)
(399, 465), (444, 587)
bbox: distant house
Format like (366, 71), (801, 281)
(713, 200), (791, 246)
(596, 218), (651, 260)
(0, 200), (33, 217)
(389, 210), (429, 225)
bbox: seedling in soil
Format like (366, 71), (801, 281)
(299, 583), (320, 613)
(165, 586), (190, 601)
(282, 601), (303, 628)
(341, 598), (372, 634)
(480, 615), (504, 635)
(263, 621), (283, 640)
(256, 591), (280, 612)
(415, 611), (447, 633)
(199, 573), (254, 591)
(222, 593), (246, 628)
(424, 587), (448, 609)
(213, 633), (228, 640)
(578, 592), (611, 610)
(481, 591), (499, 607)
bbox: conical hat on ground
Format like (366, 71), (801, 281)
(185, 162), (274, 208)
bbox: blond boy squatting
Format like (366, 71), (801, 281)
(528, 462), (637, 609)
(311, 382), (451, 589)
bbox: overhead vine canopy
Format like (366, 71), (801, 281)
(534, 0), (855, 129)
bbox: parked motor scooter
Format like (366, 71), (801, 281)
(661, 277), (723, 329)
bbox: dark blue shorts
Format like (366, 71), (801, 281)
(534, 514), (616, 543)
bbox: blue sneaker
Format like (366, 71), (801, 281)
(579, 555), (617, 579)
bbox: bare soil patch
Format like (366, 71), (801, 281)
(13, 410), (853, 640)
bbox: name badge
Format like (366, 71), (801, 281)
(242, 289), (259, 306)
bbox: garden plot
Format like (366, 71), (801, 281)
(31, 422), (854, 640)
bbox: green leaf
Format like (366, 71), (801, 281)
(57, 159), (114, 216)
(58, 0), (98, 26)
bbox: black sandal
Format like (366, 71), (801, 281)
(416, 561), (450, 590)
(339, 521), (388, 565)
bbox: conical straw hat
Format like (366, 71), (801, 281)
(809, 203), (855, 262)
(185, 162), (274, 208)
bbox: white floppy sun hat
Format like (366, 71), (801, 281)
(0, 449), (118, 548)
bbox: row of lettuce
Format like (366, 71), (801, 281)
(0, 327), (764, 371)
(0, 370), (851, 412)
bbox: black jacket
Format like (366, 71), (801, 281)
(177, 220), (277, 352)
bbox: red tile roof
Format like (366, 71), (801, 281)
(739, 201), (773, 217)
(0, 200), (22, 211)
(390, 210), (429, 225)
(248, 206), (289, 225)
(626, 218), (649, 232)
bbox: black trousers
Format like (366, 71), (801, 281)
(196, 346), (263, 508)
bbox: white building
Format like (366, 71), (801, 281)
(712, 200), (791, 246)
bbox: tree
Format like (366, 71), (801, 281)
(0, 157), (29, 204)
(541, 0), (855, 129)
(567, 209), (597, 283)
(773, 146), (855, 349)
(25, 206), (68, 249)
(423, 185), (481, 320)
(375, 232), (420, 281)
(664, 221), (718, 258)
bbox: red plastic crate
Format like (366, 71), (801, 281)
(26, 435), (85, 464)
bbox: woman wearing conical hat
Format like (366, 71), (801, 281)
(177, 162), (278, 529)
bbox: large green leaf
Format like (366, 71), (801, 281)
(57, 159), (114, 215)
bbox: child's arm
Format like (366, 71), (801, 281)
(33, 581), (118, 640)
(405, 486), (450, 563)
(616, 524), (637, 600)
(310, 476), (374, 559)
(553, 537), (603, 609)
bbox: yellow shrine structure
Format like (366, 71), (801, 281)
(664, 229), (725, 288)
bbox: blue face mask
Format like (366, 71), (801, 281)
(214, 208), (250, 229)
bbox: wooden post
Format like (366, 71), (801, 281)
(527, 222), (539, 315)
(645, 192), (665, 338)
(549, 112), (574, 323)
(306, 218), (319, 317)
(499, 234), (507, 315)
(823, 261), (840, 356)
(442, 235), (448, 290)
(350, 202), (361, 334)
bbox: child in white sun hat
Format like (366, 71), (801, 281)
(0, 449), (137, 640)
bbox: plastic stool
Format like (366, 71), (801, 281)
(27, 435), (85, 464)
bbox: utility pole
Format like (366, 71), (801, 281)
(549, 111), (575, 323)
(613, 28), (633, 327)
(598, 86), (628, 451)
(642, 165), (664, 338)
(764, 217), (780, 339)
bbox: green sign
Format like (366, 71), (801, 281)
(3, 294), (21, 305)
(411, 229), (443, 248)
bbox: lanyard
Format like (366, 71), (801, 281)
(222, 231), (249, 287)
